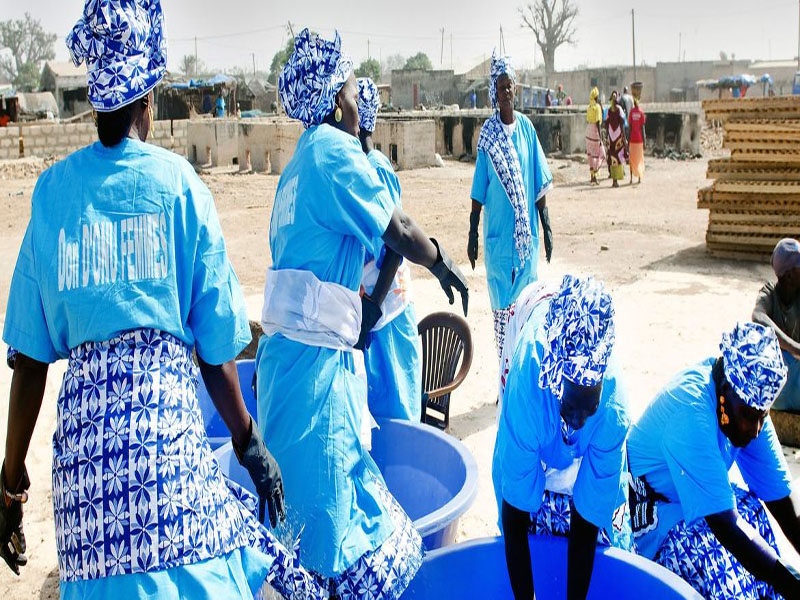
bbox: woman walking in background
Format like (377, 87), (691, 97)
(585, 87), (605, 185)
(628, 98), (646, 184)
(604, 91), (628, 188)
(467, 53), (553, 358)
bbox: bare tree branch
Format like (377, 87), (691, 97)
(519, 0), (578, 82)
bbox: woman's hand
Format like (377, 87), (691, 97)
(0, 464), (29, 575)
(233, 417), (286, 528)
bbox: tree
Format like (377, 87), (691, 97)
(0, 13), (57, 91)
(268, 37), (296, 84)
(404, 52), (432, 71)
(519, 0), (578, 83)
(179, 54), (204, 77)
(382, 54), (405, 75)
(355, 58), (381, 82)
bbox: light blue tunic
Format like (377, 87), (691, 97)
(470, 112), (553, 311)
(627, 358), (794, 559)
(2, 139), (259, 598)
(491, 299), (631, 533)
(362, 149), (422, 421)
(255, 125), (396, 577)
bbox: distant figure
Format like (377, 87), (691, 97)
(0, 110), (9, 127)
(215, 92), (226, 118)
(628, 98), (646, 184)
(471, 90), (477, 108)
(545, 89), (552, 107)
(565, 95), (572, 106)
(753, 238), (800, 413)
(202, 91), (213, 114)
(620, 86), (634, 136)
(585, 87), (605, 185)
(556, 83), (566, 105)
(604, 90), (628, 188)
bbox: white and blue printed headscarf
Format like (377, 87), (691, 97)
(357, 77), (379, 133)
(279, 29), (354, 129)
(538, 275), (615, 402)
(721, 322), (787, 411)
(477, 52), (533, 267)
(66, 0), (167, 112)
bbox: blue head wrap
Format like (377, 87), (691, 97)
(279, 29), (354, 129)
(489, 52), (516, 111)
(538, 275), (616, 401)
(720, 322), (787, 411)
(66, 0), (167, 112)
(357, 77), (379, 133)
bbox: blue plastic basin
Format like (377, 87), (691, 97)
(213, 417), (478, 552)
(402, 536), (702, 599)
(371, 418), (478, 551)
(198, 359), (257, 450)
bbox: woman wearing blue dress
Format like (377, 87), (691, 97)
(628, 322), (800, 599)
(256, 29), (468, 599)
(0, 3), (326, 599)
(492, 275), (632, 600)
(467, 53), (554, 359)
(354, 77), (422, 421)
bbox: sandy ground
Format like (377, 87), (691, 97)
(1, 153), (798, 597)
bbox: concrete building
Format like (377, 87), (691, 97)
(550, 65), (657, 104)
(39, 61), (89, 118)
(390, 69), (466, 109)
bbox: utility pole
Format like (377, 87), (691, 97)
(631, 9), (636, 81)
(678, 32), (682, 63)
(440, 28), (445, 67)
(194, 36), (198, 77)
(367, 39), (370, 60)
(500, 25), (505, 54)
(252, 53), (256, 78)
(451, 34), (453, 70)
(287, 20), (295, 39)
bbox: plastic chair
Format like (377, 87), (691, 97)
(418, 312), (473, 430)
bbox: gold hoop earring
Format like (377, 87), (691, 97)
(334, 106), (343, 123)
(148, 102), (154, 136)
(719, 396), (730, 426)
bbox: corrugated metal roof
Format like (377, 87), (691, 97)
(43, 61), (87, 78)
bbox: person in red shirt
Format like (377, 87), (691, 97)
(628, 98), (646, 184)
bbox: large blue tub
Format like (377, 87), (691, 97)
(214, 417), (478, 552)
(402, 536), (702, 599)
(198, 359), (257, 450)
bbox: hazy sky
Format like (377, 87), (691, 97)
(9, 0), (800, 75)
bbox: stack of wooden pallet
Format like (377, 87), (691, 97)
(698, 96), (800, 261)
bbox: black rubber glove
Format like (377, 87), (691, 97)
(233, 417), (286, 528)
(0, 463), (29, 576)
(771, 557), (800, 599)
(429, 238), (469, 317)
(467, 210), (480, 270)
(538, 205), (553, 263)
(355, 294), (382, 351)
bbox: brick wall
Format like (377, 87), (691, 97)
(0, 120), (189, 161)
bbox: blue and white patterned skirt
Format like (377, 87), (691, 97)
(328, 482), (424, 600)
(50, 329), (327, 599)
(530, 489), (634, 551)
(654, 486), (782, 600)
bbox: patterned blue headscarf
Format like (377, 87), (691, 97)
(279, 29), (354, 129)
(357, 77), (379, 133)
(489, 52), (516, 111)
(66, 0), (167, 112)
(721, 322), (787, 411)
(538, 275), (616, 401)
